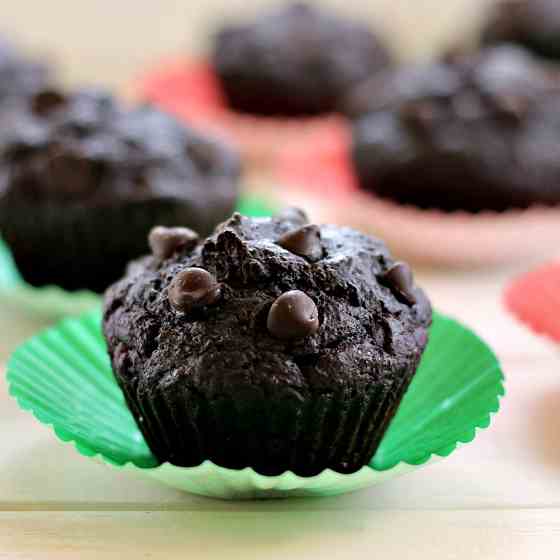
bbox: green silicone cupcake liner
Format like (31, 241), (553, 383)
(0, 193), (276, 321)
(7, 308), (504, 499)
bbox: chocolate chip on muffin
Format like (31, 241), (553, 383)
(267, 290), (320, 340)
(103, 211), (432, 476)
(148, 226), (200, 260)
(277, 224), (323, 262)
(168, 267), (222, 313)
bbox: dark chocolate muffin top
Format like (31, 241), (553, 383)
(347, 45), (560, 212)
(212, 2), (392, 116)
(482, 0), (560, 60)
(0, 37), (51, 102)
(103, 210), (431, 397)
(0, 88), (240, 205)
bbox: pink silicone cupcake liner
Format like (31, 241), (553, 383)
(136, 57), (348, 169)
(505, 262), (560, 343)
(275, 128), (560, 267)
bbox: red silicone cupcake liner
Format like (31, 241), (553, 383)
(275, 128), (560, 268)
(136, 57), (348, 170)
(505, 262), (560, 343)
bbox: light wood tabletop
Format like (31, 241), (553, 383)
(2, 0), (560, 558)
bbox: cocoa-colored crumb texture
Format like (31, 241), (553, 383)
(103, 213), (432, 476)
(347, 45), (560, 212)
(212, 3), (392, 117)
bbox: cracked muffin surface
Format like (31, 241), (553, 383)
(103, 210), (431, 476)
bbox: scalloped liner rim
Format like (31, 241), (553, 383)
(8, 384), (503, 479)
(6, 314), (506, 479)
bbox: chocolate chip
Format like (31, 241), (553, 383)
(228, 212), (243, 225)
(381, 262), (417, 305)
(267, 290), (319, 340)
(32, 90), (67, 117)
(168, 268), (221, 313)
(275, 207), (309, 225)
(277, 224), (322, 262)
(215, 212), (243, 233)
(149, 226), (199, 259)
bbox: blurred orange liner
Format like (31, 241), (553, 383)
(505, 262), (560, 343)
(274, 127), (560, 268)
(136, 57), (347, 169)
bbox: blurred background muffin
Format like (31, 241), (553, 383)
(138, 1), (393, 168)
(345, 45), (560, 212)
(0, 88), (240, 292)
(212, 2), (392, 117)
(0, 0), (556, 277)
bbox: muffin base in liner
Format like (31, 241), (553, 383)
(0, 192), (237, 293)
(505, 261), (560, 343)
(0, 235), (100, 319)
(136, 58), (348, 170)
(117, 358), (416, 478)
(275, 129), (560, 267)
(0, 193), (275, 320)
(6, 308), (504, 499)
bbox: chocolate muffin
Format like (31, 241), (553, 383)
(346, 45), (560, 212)
(212, 2), (392, 117)
(482, 0), (560, 60)
(0, 36), (52, 103)
(0, 88), (240, 293)
(103, 210), (432, 477)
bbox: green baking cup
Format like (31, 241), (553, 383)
(6, 308), (504, 499)
(0, 193), (276, 320)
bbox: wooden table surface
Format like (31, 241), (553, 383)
(2, 262), (560, 558)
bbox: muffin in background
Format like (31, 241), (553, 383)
(0, 88), (240, 293)
(103, 210), (432, 476)
(482, 0), (560, 61)
(344, 45), (560, 213)
(212, 2), (392, 117)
